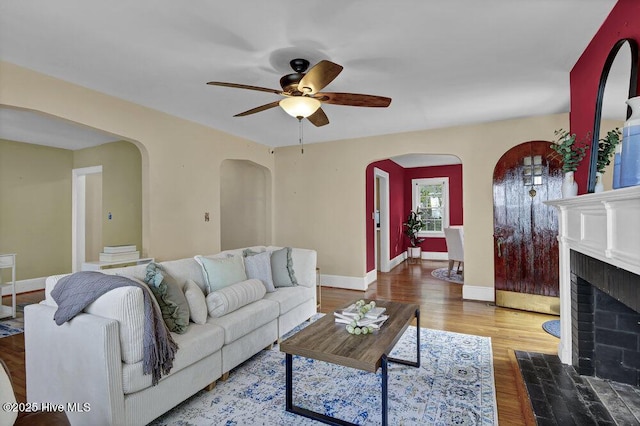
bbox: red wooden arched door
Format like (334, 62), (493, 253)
(493, 141), (562, 314)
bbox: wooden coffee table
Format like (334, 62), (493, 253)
(280, 300), (420, 426)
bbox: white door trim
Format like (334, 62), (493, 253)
(72, 165), (102, 272)
(374, 167), (391, 273)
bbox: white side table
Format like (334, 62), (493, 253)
(0, 254), (16, 319)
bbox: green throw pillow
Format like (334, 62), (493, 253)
(144, 262), (190, 334)
(270, 247), (298, 287)
(194, 255), (247, 293)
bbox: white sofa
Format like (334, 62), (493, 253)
(24, 246), (317, 426)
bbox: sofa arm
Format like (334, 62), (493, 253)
(25, 304), (125, 426)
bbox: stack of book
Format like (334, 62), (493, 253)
(99, 245), (139, 262)
(334, 303), (389, 329)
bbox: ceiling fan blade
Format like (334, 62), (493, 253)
(298, 60), (343, 94)
(317, 92), (391, 107)
(233, 101), (281, 117)
(207, 81), (283, 95)
(307, 107), (329, 127)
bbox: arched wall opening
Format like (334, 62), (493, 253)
(0, 105), (147, 285)
(220, 159), (272, 250)
(365, 153), (463, 276)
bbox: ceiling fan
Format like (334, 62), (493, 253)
(207, 58), (392, 127)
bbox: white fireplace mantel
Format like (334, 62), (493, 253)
(545, 185), (640, 364)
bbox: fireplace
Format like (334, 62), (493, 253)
(546, 185), (640, 371)
(571, 251), (640, 386)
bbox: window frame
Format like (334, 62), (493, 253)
(411, 177), (450, 238)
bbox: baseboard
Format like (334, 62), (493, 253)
(423, 251), (448, 260)
(402, 251), (448, 261)
(389, 253), (405, 270)
(320, 273), (370, 291)
(462, 284), (495, 302)
(1, 277), (46, 296)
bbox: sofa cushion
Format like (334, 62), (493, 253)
(205, 279), (266, 318)
(194, 255), (247, 293)
(207, 299), (279, 345)
(158, 258), (209, 293)
(243, 250), (276, 292)
(121, 322), (224, 394)
(184, 279), (207, 324)
(270, 247), (298, 287)
(83, 286), (146, 364)
(143, 263), (190, 334)
(262, 284), (315, 315)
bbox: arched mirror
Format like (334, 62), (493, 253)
(588, 39), (639, 192)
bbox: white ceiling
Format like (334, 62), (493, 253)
(391, 154), (461, 168)
(0, 107), (119, 150)
(0, 0), (623, 151)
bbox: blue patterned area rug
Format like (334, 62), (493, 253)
(431, 267), (464, 284)
(151, 318), (497, 425)
(0, 317), (24, 338)
(542, 319), (560, 338)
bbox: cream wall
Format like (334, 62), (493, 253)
(2, 60), (589, 297)
(220, 159), (272, 250)
(0, 61), (275, 262)
(273, 114), (570, 296)
(0, 139), (73, 279)
(74, 140), (143, 254)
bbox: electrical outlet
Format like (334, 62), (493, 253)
(204, 212), (210, 222)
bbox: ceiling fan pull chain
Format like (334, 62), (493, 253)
(298, 117), (304, 154)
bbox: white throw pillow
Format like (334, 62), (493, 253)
(244, 250), (276, 292)
(206, 278), (266, 318)
(184, 279), (208, 324)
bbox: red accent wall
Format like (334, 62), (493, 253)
(365, 161), (463, 273)
(404, 164), (463, 253)
(366, 160), (406, 272)
(570, 0), (640, 193)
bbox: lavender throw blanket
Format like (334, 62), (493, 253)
(51, 271), (178, 385)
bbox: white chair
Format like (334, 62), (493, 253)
(444, 227), (464, 278)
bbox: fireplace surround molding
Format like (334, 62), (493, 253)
(545, 185), (640, 364)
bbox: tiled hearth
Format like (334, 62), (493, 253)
(516, 351), (640, 425)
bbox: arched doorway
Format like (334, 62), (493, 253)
(493, 141), (562, 314)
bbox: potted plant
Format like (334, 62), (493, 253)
(594, 128), (621, 192)
(403, 211), (425, 261)
(550, 129), (590, 197)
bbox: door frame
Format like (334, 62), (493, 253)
(374, 167), (391, 272)
(72, 165), (103, 272)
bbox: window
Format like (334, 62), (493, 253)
(412, 178), (449, 235)
(523, 155), (543, 186)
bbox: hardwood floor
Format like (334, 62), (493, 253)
(319, 260), (558, 425)
(1, 260), (558, 424)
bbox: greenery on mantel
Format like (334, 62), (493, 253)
(549, 129), (590, 173)
(596, 128), (621, 173)
(403, 211), (425, 247)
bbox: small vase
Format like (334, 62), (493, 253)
(594, 172), (604, 193)
(620, 96), (640, 187)
(561, 171), (578, 198)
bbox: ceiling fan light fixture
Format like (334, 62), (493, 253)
(279, 96), (321, 119)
